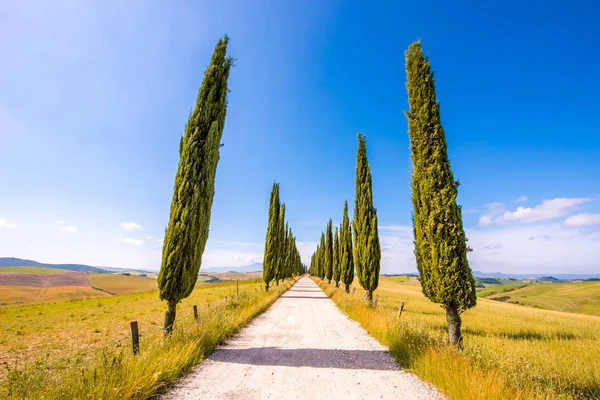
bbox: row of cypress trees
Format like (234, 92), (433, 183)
(309, 134), (381, 305)
(309, 42), (477, 346)
(263, 182), (305, 290)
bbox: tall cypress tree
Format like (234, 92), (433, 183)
(405, 41), (476, 346)
(353, 133), (380, 305)
(333, 227), (340, 287)
(325, 219), (333, 283)
(158, 37), (232, 334)
(340, 200), (354, 293)
(263, 182), (280, 291)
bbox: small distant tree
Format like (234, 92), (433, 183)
(158, 37), (232, 334)
(333, 227), (340, 287)
(405, 41), (477, 346)
(353, 133), (380, 305)
(263, 182), (280, 291)
(340, 200), (354, 293)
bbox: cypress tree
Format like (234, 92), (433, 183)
(158, 36), (232, 334)
(333, 227), (340, 287)
(353, 133), (380, 305)
(325, 219), (333, 283)
(319, 232), (326, 279)
(405, 41), (477, 346)
(340, 200), (354, 293)
(275, 204), (286, 285)
(263, 182), (280, 291)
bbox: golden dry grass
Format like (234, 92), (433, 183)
(88, 273), (158, 295)
(315, 276), (600, 400)
(0, 277), (296, 399)
(0, 285), (109, 306)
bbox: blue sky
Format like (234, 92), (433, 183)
(1, 1), (599, 274)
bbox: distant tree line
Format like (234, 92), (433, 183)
(156, 35), (476, 348)
(263, 182), (306, 291)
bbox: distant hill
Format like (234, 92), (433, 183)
(203, 263), (263, 273)
(0, 257), (109, 274)
(472, 270), (600, 281)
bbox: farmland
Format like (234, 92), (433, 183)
(0, 277), (296, 399)
(484, 281), (600, 316)
(316, 276), (600, 399)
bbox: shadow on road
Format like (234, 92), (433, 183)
(210, 347), (398, 371)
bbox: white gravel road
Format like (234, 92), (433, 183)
(164, 276), (442, 400)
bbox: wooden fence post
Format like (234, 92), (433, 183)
(373, 295), (379, 308)
(236, 280), (239, 299)
(352, 287), (355, 296)
(193, 305), (198, 322)
(397, 302), (405, 317)
(130, 321), (139, 355)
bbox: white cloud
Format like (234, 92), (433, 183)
(565, 213), (600, 227)
(0, 219), (17, 229)
(515, 196), (528, 203)
(480, 197), (590, 225)
(121, 222), (142, 231)
(120, 237), (144, 246)
(55, 220), (64, 224)
(467, 223), (600, 274)
(375, 221), (600, 274)
(61, 226), (78, 233)
(145, 236), (153, 240)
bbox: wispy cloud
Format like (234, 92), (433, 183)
(565, 213), (600, 227)
(479, 197), (590, 225)
(120, 237), (143, 246)
(515, 196), (528, 203)
(121, 222), (142, 231)
(61, 226), (78, 233)
(55, 220), (64, 224)
(0, 219), (17, 229)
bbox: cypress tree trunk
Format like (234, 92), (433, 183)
(446, 304), (462, 346)
(344, 283), (350, 293)
(265, 282), (269, 292)
(157, 37), (232, 334)
(163, 299), (177, 335)
(366, 290), (373, 305)
(405, 41), (476, 346)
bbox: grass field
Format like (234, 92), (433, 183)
(315, 276), (600, 400)
(88, 273), (158, 295)
(0, 285), (110, 306)
(0, 266), (69, 275)
(485, 281), (600, 316)
(0, 277), (296, 399)
(476, 283), (528, 297)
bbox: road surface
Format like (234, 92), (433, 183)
(165, 276), (442, 400)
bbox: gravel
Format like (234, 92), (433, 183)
(164, 276), (443, 400)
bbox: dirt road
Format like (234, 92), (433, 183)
(165, 276), (441, 400)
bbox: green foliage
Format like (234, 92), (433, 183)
(275, 204), (286, 283)
(404, 41), (476, 317)
(352, 133), (380, 302)
(333, 227), (340, 287)
(158, 37), (232, 331)
(318, 233), (326, 279)
(263, 182), (280, 290)
(340, 200), (354, 291)
(325, 219), (333, 283)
